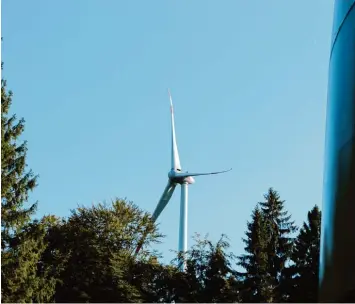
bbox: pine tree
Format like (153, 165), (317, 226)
(1, 61), (54, 302)
(287, 205), (321, 302)
(259, 188), (297, 302)
(237, 206), (274, 302)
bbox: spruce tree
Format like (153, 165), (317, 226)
(1, 61), (54, 302)
(287, 205), (321, 302)
(237, 206), (274, 302)
(259, 188), (297, 302)
(1, 62), (37, 249)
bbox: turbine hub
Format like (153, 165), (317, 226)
(168, 169), (177, 179)
(168, 169), (195, 184)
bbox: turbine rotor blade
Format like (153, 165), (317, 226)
(177, 168), (232, 178)
(134, 181), (176, 255)
(152, 180), (177, 221)
(168, 89), (182, 171)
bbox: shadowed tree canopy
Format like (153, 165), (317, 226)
(40, 199), (165, 303)
(171, 234), (241, 303)
(259, 188), (297, 302)
(287, 205), (321, 303)
(237, 206), (274, 303)
(237, 189), (298, 303)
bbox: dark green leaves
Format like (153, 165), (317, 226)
(1, 62), (46, 303)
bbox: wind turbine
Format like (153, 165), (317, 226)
(136, 89), (231, 271)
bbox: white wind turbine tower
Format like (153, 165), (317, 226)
(136, 89), (231, 271)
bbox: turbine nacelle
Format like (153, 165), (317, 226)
(185, 176), (195, 184)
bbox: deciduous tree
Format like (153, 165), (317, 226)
(40, 199), (163, 302)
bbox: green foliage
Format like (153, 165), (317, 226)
(1, 62), (55, 303)
(287, 205), (321, 302)
(128, 256), (180, 302)
(1, 72), (37, 244)
(39, 199), (164, 302)
(238, 189), (297, 302)
(2, 219), (55, 303)
(259, 188), (297, 302)
(173, 234), (241, 303)
(238, 206), (274, 302)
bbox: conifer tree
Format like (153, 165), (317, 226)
(237, 206), (274, 302)
(287, 205), (321, 302)
(1, 61), (54, 302)
(259, 188), (297, 302)
(1, 62), (37, 250)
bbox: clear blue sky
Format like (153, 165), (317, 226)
(2, 0), (334, 264)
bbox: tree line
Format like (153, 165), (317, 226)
(1, 62), (321, 303)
